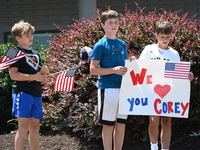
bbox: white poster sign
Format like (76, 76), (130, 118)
(119, 59), (191, 118)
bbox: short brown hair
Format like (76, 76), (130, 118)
(155, 20), (173, 34)
(100, 10), (119, 24)
(11, 20), (35, 38)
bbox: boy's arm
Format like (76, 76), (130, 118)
(90, 60), (127, 76)
(9, 67), (45, 82)
(40, 65), (49, 75)
(127, 56), (136, 61)
(188, 72), (194, 81)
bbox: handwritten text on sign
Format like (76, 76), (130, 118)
(119, 60), (190, 118)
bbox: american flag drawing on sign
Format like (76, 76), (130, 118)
(164, 62), (190, 80)
(0, 45), (26, 72)
(54, 67), (77, 92)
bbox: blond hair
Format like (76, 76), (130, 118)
(11, 20), (35, 38)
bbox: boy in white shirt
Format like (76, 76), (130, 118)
(139, 20), (194, 150)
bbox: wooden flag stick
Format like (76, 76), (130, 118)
(46, 66), (79, 77)
(25, 55), (42, 68)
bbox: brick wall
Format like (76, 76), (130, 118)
(0, 0), (199, 44)
(97, 0), (200, 18)
(0, 0), (79, 43)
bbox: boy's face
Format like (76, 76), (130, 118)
(101, 18), (119, 37)
(155, 33), (173, 49)
(15, 33), (33, 48)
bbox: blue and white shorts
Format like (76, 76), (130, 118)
(12, 92), (43, 119)
(98, 88), (127, 126)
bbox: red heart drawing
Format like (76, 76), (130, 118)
(154, 84), (171, 98)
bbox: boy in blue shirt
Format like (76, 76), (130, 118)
(90, 10), (128, 150)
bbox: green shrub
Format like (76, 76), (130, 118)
(0, 44), (15, 133)
(0, 42), (48, 133)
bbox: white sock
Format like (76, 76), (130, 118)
(150, 142), (158, 150)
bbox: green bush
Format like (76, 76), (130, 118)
(0, 44), (15, 133)
(0, 42), (48, 133)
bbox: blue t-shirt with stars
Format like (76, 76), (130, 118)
(91, 36), (128, 89)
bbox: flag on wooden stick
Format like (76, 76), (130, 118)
(0, 45), (26, 72)
(54, 67), (78, 92)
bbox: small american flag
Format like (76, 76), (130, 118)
(164, 62), (190, 80)
(54, 67), (77, 92)
(0, 45), (26, 72)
